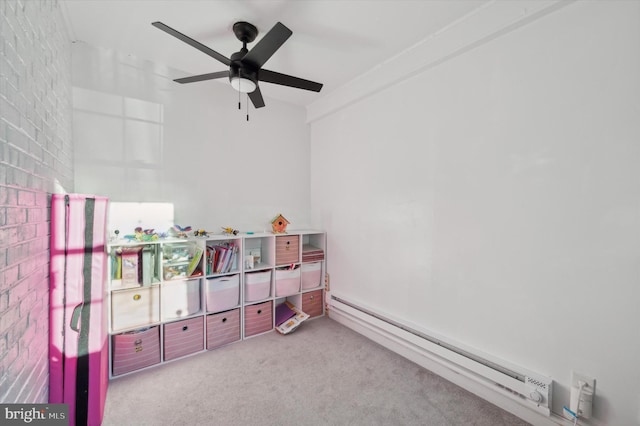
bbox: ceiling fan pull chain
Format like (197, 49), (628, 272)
(246, 94), (249, 121)
(238, 85), (241, 110)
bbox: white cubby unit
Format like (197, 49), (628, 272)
(107, 230), (326, 378)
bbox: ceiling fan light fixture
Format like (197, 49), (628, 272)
(230, 77), (256, 93)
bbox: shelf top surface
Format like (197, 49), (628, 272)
(108, 230), (325, 247)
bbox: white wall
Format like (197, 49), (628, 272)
(72, 42), (312, 234)
(309, 1), (640, 425)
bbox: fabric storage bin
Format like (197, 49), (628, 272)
(111, 286), (160, 331)
(206, 275), (240, 313)
(163, 317), (204, 361)
(112, 326), (160, 376)
(206, 309), (241, 350)
(275, 267), (300, 297)
(161, 278), (201, 320)
(244, 270), (271, 302)
(301, 262), (322, 290)
(302, 289), (324, 318)
(275, 235), (299, 265)
(244, 301), (273, 337)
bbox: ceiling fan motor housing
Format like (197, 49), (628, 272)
(229, 49), (258, 88)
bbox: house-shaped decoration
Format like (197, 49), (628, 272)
(271, 214), (289, 234)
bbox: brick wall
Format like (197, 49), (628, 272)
(0, 0), (73, 403)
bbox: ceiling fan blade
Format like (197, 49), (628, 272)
(174, 71), (229, 84)
(152, 21), (231, 66)
(259, 69), (323, 92)
(248, 87), (265, 108)
(241, 22), (292, 69)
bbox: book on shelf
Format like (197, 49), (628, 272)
(207, 243), (235, 274)
(187, 246), (203, 277)
(216, 245), (229, 273)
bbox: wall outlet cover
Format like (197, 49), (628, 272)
(571, 371), (596, 392)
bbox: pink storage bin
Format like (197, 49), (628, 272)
(302, 289), (324, 318)
(301, 262), (322, 290)
(112, 326), (161, 376)
(245, 270), (271, 302)
(244, 301), (273, 337)
(206, 309), (241, 350)
(275, 235), (299, 265)
(163, 317), (204, 361)
(206, 275), (240, 312)
(275, 267), (300, 297)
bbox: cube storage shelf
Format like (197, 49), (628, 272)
(107, 230), (326, 378)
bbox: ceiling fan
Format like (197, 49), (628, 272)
(152, 21), (323, 109)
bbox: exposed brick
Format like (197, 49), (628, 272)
(4, 207), (26, 226)
(9, 278), (29, 306)
(18, 290), (37, 318)
(0, 248), (7, 269)
(17, 255), (37, 278)
(35, 221), (47, 237)
(26, 206), (45, 222)
(1, 0), (72, 402)
(0, 265), (19, 287)
(34, 190), (46, 207)
(0, 305), (19, 334)
(0, 342), (18, 371)
(7, 187), (18, 205)
(16, 223), (36, 241)
(0, 293), (8, 312)
(0, 226), (18, 247)
(0, 334), (6, 355)
(17, 189), (35, 206)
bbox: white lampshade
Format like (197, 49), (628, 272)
(230, 77), (256, 93)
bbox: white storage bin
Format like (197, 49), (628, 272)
(111, 286), (160, 331)
(245, 270), (271, 302)
(161, 279), (201, 320)
(206, 275), (240, 313)
(275, 267), (300, 297)
(301, 262), (322, 290)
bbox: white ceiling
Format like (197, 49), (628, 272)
(61, 0), (489, 108)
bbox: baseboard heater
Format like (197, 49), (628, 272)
(329, 294), (554, 419)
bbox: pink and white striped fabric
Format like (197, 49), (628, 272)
(49, 194), (109, 426)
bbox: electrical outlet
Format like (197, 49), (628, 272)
(571, 371), (596, 419)
(572, 371), (596, 391)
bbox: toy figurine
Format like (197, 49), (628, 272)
(194, 229), (209, 237)
(125, 227), (158, 241)
(169, 224), (192, 238)
(221, 227), (239, 235)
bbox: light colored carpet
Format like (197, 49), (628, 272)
(103, 316), (530, 426)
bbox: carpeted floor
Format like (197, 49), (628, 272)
(103, 316), (530, 426)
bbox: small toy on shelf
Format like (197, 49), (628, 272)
(271, 213), (289, 234)
(221, 227), (239, 235)
(194, 229), (209, 237)
(124, 227), (158, 241)
(169, 224), (192, 238)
